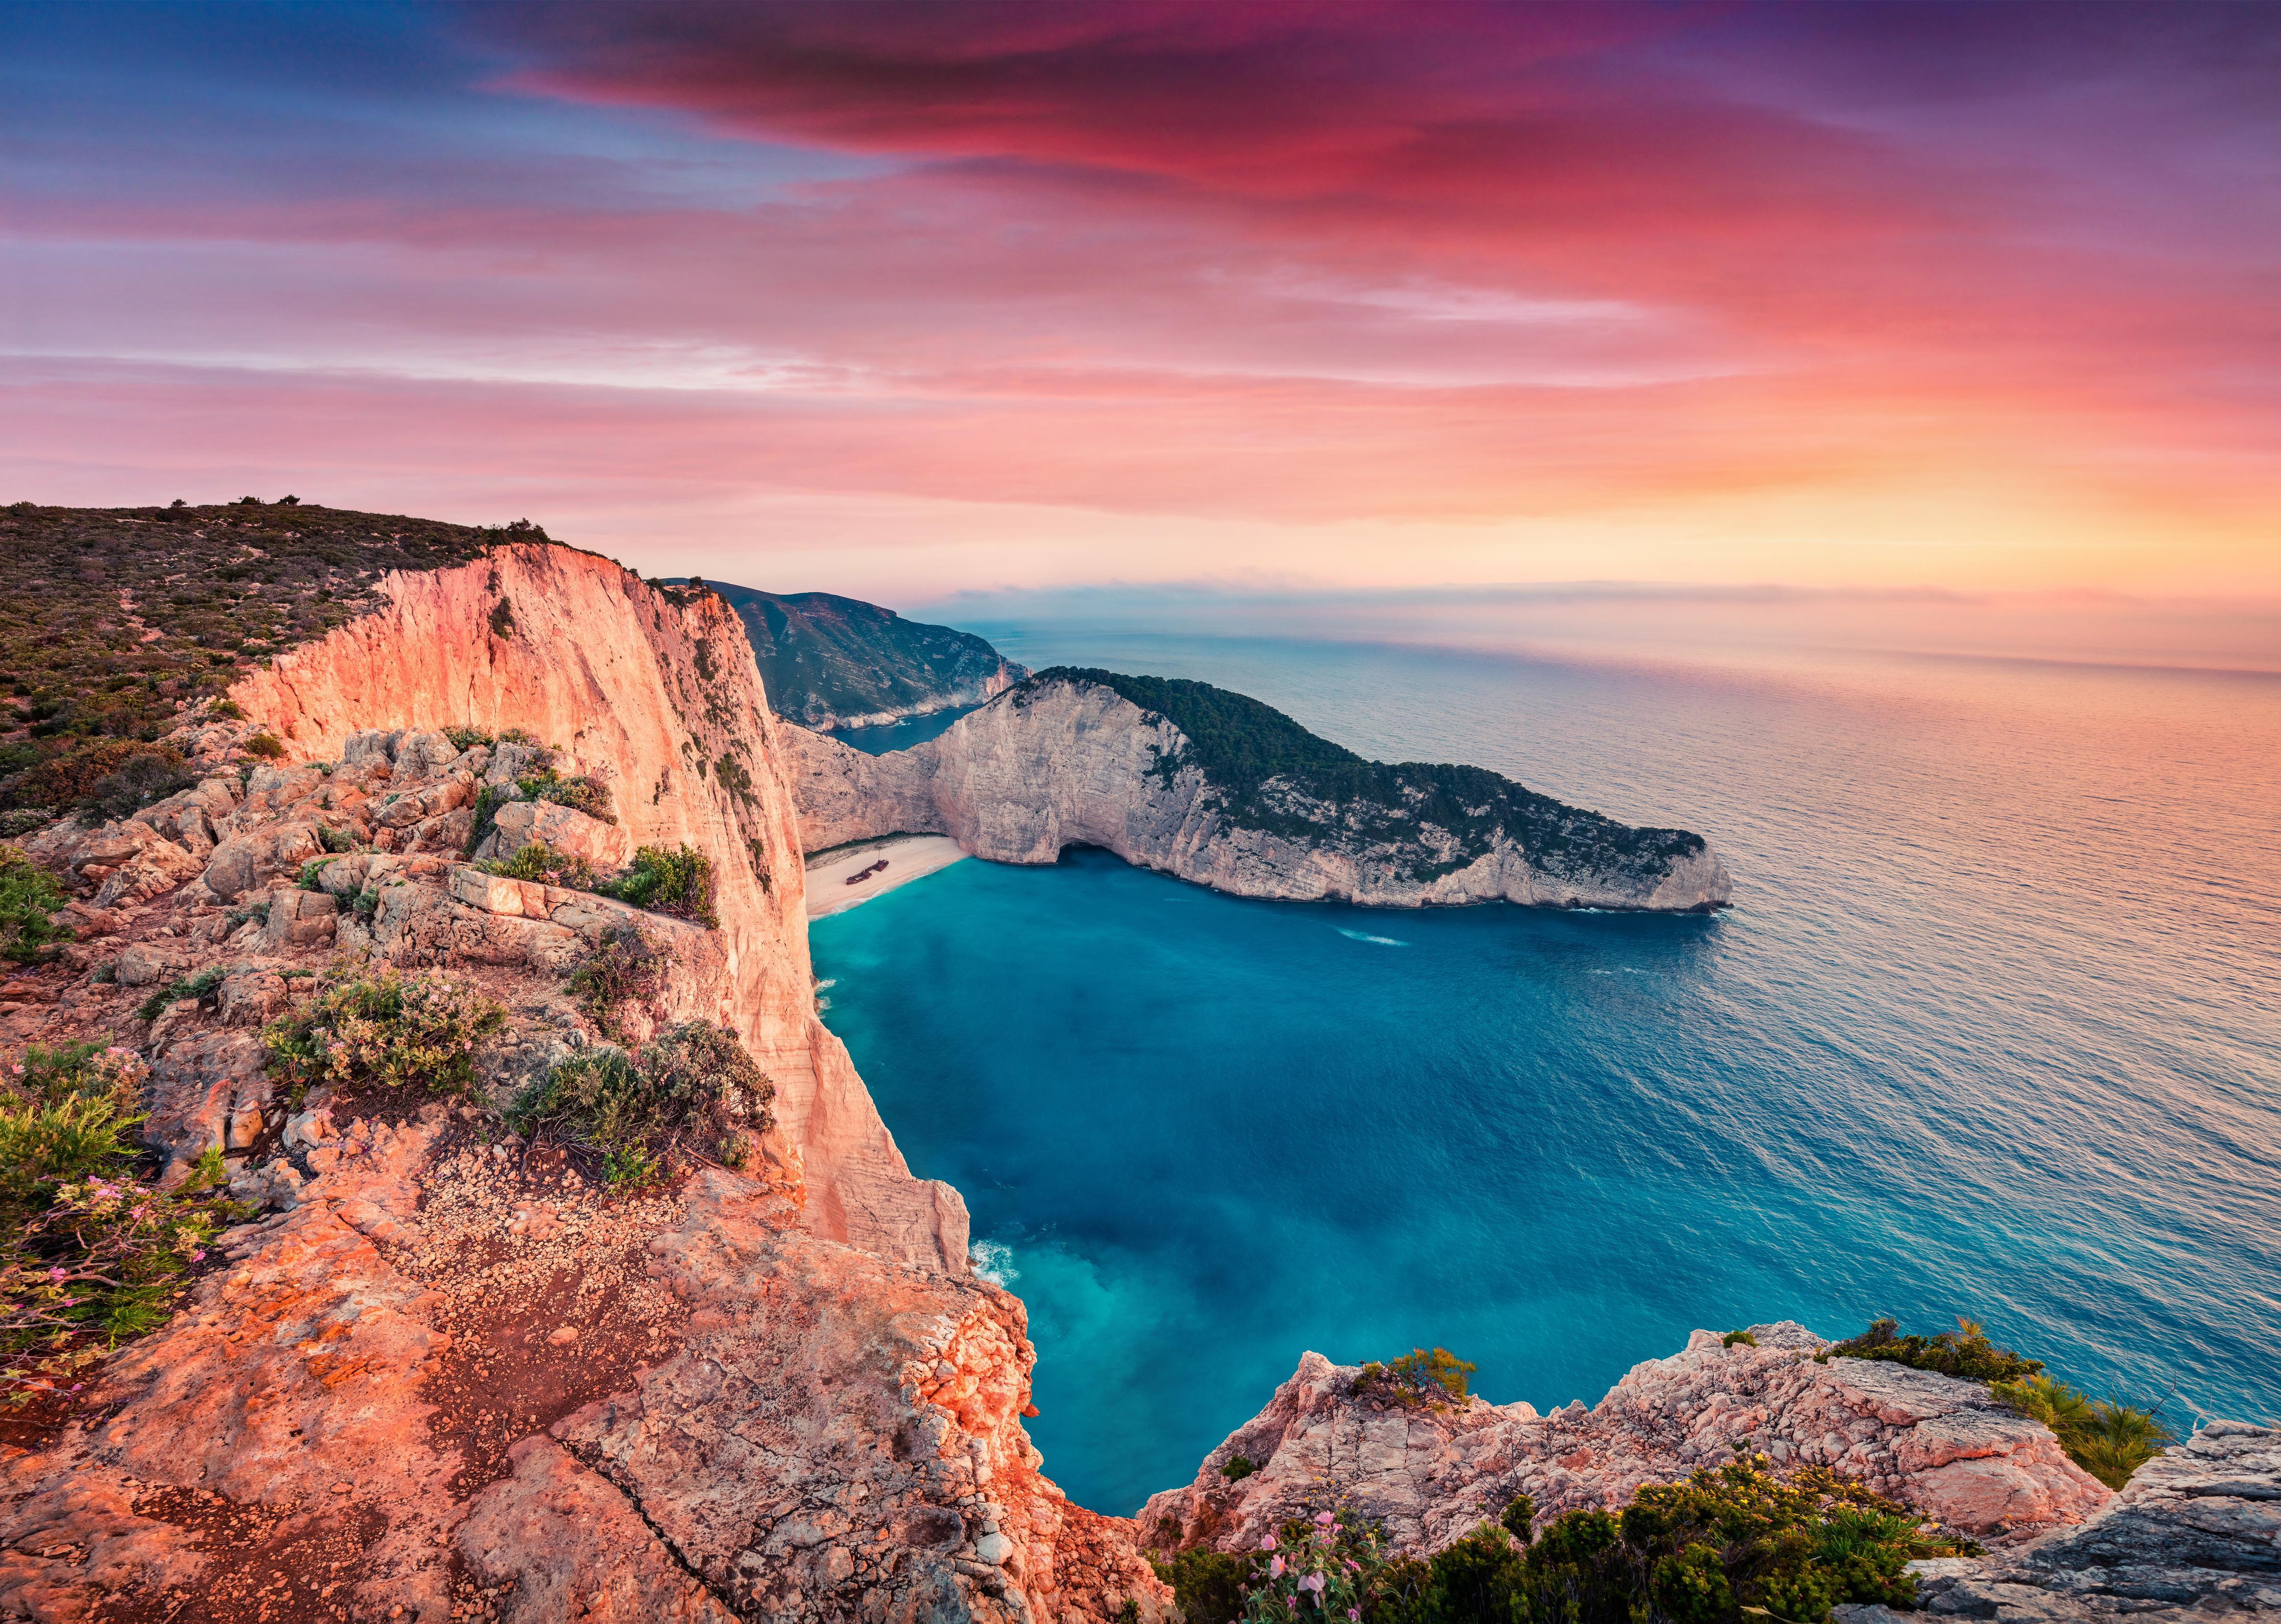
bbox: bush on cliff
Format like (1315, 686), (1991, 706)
(1353, 1347), (1478, 1409)
(0, 851), (69, 965)
(0, 1043), (246, 1397)
(480, 839), (599, 891)
(262, 970), (507, 1102)
(1831, 1317), (2172, 1487)
(506, 1020), (772, 1186)
(1362, 1457), (1961, 1624)
(567, 923), (665, 1042)
(602, 843), (718, 926)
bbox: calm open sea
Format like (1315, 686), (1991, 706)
(809, 631), (2281, 1515)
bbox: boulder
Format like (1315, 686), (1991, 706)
(482, 798), (631, 869)
(261, 886), (339, 950)
(112, 942), (188, 988)
(202, 822), (322, 900)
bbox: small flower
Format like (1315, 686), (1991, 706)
(1300, 1573), (1326, 1594)
(46, 1268), (66, 1284)
(1349, 1612), (1360, 1621)
(190, 1249), (206, 1262)
(1259, 1535), (1277, 1552)
(1270, 1556), (1285, 1578)
(1314, 1512), (1336, 1527)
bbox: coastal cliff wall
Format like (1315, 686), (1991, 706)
(229, 544), (966, 1271)
(784, 674), (1733, 911)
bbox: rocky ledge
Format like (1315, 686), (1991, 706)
(785, 670), (1732, 912)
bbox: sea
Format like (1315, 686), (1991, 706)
(813, 629), (2281, 1516)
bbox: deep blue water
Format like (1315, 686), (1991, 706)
(810, 632), (2281, 1515)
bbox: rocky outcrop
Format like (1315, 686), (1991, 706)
(784, 672), (1731, 911)
(1141, 1324), (2111, 1558)
(0, 1107), (1170, 1624)
(223, 545), (966, 1272)
(1902, 1420), (2281, 1622)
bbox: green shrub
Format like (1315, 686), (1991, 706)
(1359, 1456), (1966, 1624)
(1722, 1330), (1758, 1348)
(1152, 1548), (1250, 1624)
(0, 851), (68, 965)
(209, 698), (245, 720)
(526, 770), (613, 824)
(603, 844), (717, 926)
(262, 970), (506, 1099)
(352, 888), (379, 920)
(441, 725), (493, 751)
(1353, 1347), (1478, 1409)
(1828, 1317), (2042, 1384)
(479, 840), (598, 891)
(568, 924), (665, 1041)
(316, 823), (357, 854)
(1220, 1453), (1256, 1482)
(465, 782), (511, 856)
(296, 856), (339, 890)
(83, 749), (193, 820)
(1991, 1373), (2172, 1489)
(243, 733), (286, 760)
(507, 1020), (772, 1185)
(136, 966), (225, 1023)
(0, 1042), (243, 1389)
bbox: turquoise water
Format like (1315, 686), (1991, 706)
(810, 633), (2281, 1515)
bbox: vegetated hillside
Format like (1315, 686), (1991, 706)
(687, 579), (1025, 730)
(1038, 667), (1707, 884)
(0, 499), (523, 818)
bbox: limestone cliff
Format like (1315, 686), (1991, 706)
(229, 544), (966, 1271)
(785, 670), (1732, 911)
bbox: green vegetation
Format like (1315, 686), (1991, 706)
(479, 840), (598, 891)
(242, 732), (286, 760)
(507, 1020), (773, 1186)
(0, 501), (496, 813)
(136, 966), (225, 1023)
(262, 970), (507, 1101)
(0, 1042), (247, 1398)
(1353, 1347), (1479, 1409)
(604, 844), (718, 926)
(1828, 1317), (2042, 1383)
(1721, 1330), (1758, 1348)
(692, 580), (1021, 729)
(567, 924), (665, 1042)
(1031, 670), (1706, 885)
(1989, 1373), (2172, 1489)
(1220, 1453), (1257, 1482)
(1158, 1457), (1970, 1624)
(0, 850), (69, 965)
(1831, 1318), (2171, 1488)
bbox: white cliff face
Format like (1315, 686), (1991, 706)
(227, 544), (968, 1273)
(784, 675), (1733, 911)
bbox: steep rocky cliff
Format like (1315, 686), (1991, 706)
(227, 544), (965, 1271)
(785, 670), (1732, 911)
(695, 582), (1025, 731)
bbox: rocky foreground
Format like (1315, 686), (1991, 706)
(784, 671), (1733, 911)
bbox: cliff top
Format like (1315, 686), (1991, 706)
(1028, 667), (1707, 882)
(0, 500), (522, 811)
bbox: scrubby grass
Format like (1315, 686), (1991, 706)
(0, 501), (498, 811)
(1832, 1317), (2172, 1487)
(262, 970), (506, 1102)
(602, 844), (717, 926)
(0, 1042), (247, 1398)
(479, 840), (598, 891)
(567, 924), (665, 1042)
(507, 1021), (772, 1186)
(1353, 1347), (1477, 1410)
(136, 966), (225, 1023)
(0, 850), (69, 965)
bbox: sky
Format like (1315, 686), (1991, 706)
(4, 1), (2278, 627)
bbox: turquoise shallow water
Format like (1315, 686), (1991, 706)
(810, 633), (2281, 1515)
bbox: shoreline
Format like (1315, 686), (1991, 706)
(804, 833), (969, 918)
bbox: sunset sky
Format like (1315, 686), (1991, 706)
(4, 2), (2277, 609)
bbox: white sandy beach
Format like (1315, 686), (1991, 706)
(804, 834), (969, 919)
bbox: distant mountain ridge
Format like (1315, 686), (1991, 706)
(677, 580), (1026, 731)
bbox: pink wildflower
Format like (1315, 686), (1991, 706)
(1300, 1573), (1326, 1594)
(46, 1268), (66, 1284)
(1314, 1512), (1336, 1527)
(190, 1249), (206, 1262)
(1259, 1535), (1277, 1552)
(1349, 1612), (1361, 1621)
(1270, 1556), (1285, 1578)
